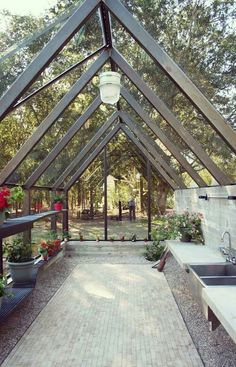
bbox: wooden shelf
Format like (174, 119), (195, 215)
(0, 210), (66, 238)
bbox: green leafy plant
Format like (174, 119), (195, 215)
(63, 229), (71, 240)
(145, 229), (166, 261)
(0, 276), (12, 298)
(168, 211), (204, 243)
(52, 193), (64, 203)
(152, 211), (204, 243)
(4, 236), (33, 263)
(9, 186), (24, 204)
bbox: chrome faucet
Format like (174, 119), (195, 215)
(220, 231), (236, 264)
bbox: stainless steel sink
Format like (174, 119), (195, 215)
(190, 263), (236, 277)
(200, 276), (236, 286)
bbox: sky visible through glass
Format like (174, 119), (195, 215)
(0, 0), (57, 16)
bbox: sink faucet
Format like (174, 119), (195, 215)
(220, 231), (236, 263)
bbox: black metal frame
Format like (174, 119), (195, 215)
(0, 0), (235, 243)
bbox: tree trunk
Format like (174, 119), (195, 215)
(156, 180), (170, 216)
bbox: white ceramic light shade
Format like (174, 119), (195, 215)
(99, 71), (121, 105)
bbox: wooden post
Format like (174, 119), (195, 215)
(90, 188), (94, 218)
(51, 190), (57, 232)
(0, 238), (3, 276)
(23, 189), (31, 244)
(118, 201), (122, 221)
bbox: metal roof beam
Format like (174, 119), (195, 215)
(111, 48), (231, 185)
(103, 0), (236, 153)
(121, 88), (206, 187)
(0, 0), (102, 121)
(0, 50), (109, 186)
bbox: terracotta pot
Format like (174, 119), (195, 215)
(54, 202), (63, 211)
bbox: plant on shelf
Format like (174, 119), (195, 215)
(152, 211), (204, 243)
(0, 186), (11, 225)
(169, 211), (204, 243)
(0, 276), (13, 309)
(38, 231), (62, 260)
(4, 236), (35, 284)
(38, 241), (49, 261)
(4, 236), (33, 263)
(52, 193), (65, 211)
(9, 186), (24, 217)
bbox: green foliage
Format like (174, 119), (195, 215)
(145, 241), (165, 261)
(9, 186), (24, 204)
(152, 212), (204, 243)
(0, 276), (13, 298)
(169, 212), (204, 243)
(0, 0), (235, 210)
(4, 236), (33, 263)
(52, 193), (64, 203)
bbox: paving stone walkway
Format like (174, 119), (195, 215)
(1, 261), (203, 367)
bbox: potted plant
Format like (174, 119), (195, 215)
(170, 211), (203, 243)
(0, 186), (11, 225)
(9, 186), (24, 217)
(4, 236), (35, 284)
(0, 276), (13, 310)
(63, 229), (71, 242)
(38, 240), (49, 261)
(53, 193), (64, 211)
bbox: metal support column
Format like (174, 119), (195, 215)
(23, 189), (31, 244)
(147, 160), (152, 240)
(51, 191), (57, 232)
(0, 239), (3, 275)
(104, 147), (108, 240)
(63, 191), (69, 234)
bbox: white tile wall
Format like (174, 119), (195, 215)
(174, 185), (236, 250)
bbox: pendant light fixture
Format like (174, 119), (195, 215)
(99, 71), (121, 105)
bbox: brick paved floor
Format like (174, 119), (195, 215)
(1, 263), (203, 367)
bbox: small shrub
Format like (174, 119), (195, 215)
(145, 240), (165, 261)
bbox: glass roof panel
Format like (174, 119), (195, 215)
(118, 1), (235, 127)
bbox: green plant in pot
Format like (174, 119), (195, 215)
(0, 276), (13, 309)
(53, 193), (64, 211)
(170, 211), (204, 243)
(4, 236), (35, 284)
(9, 186), (24, 217)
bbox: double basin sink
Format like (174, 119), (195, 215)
(188, 263), (236, 286)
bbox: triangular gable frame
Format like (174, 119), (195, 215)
(0, 0), (235, 191)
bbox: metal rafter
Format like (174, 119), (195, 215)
(65, 123), (121, 191)
(53, 111), (119, 189)
(0, 51), (109, 186)
(120, 112), (186, 188)
(103, 0), (236, 153)
(25, 96), (102, 189)
(111, 48), (231, 186)
(100, 4), (122, 115)
(13, 46), (106, 110)
(121, 88), (206, 187)
(0, 0), (102, 121)
(120, 124), (177, 190)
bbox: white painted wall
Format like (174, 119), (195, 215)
(174, 185), (236, 250)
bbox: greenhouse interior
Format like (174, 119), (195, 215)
(0, 0), (236, 366)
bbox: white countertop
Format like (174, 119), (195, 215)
(202, 287), (236, 343)
(166, 240), (224, 268)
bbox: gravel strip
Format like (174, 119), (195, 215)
(164, 255), (236, 367)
